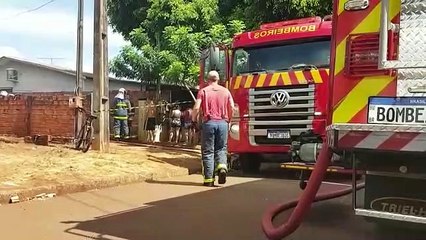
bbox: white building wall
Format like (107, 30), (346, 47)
(0, 60), (140, 93)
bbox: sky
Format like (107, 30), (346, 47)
(0, 0), (128, 73)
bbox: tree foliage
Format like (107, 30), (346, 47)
(218, 0), (333, 29)
(108, 0), (332, 87)
(107, 0), (149, 40)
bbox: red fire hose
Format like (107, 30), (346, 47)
(261, 147), (366, 240)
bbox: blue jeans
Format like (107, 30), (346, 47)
(113, 118), (129, 138)
(201, 120), (228, 183)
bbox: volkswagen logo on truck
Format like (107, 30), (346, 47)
(270, 90), (290, 109)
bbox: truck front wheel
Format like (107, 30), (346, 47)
(240, 154), (261, 174)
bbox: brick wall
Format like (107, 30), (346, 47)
(0, 93), (77, 138)
(0, 91), (145, 139)
(0, 89), (190, 140)
(29, 93), (76, 138)
(0, 96), (27, 137)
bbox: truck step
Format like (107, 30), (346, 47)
(327, 123), (426, 152)
(355, 209), (426, 224)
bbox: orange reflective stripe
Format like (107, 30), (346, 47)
(231, 69), (329, 89)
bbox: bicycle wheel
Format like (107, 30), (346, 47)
(81, 126), (93, 153)
(75, 125), (86, 150)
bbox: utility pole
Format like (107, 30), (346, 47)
(92, 0), (110, 152)
(75, 0), (84, 139)
(103, 0), (110, 146)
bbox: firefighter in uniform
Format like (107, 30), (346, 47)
(113, 88), (132, 139)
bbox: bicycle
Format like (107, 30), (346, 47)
(75, 107), (97, 153)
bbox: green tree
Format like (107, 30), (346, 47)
(108, 0), (333, 36)
(218, 0), (332, 29)
(108, 0), (245, 88)
(107, 0), (331, 87)
(107, 0), (149, 39)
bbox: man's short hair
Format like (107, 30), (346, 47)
(208, 70), (220, 82)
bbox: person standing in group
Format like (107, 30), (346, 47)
(192, 70), (236, 187)
(145, 99), (156, 143)
(112, 88), (132, 139)
(169, 104), (182, 144)
(182, 107), (195, 145)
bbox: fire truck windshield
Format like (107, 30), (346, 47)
(232, 39), (330, 76)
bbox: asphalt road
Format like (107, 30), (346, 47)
(0, 170), (424, 240)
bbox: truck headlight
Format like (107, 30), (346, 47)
(230, 124), (239, 133)
(229, 123), (240, 140)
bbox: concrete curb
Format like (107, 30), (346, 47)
(0, 166), (201, 205)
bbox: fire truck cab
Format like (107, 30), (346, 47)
(200, 16), (333, 173)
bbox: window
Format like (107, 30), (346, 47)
(6, 68), (18, 82)
(216, 50), (226, 81)
(203, 56), (211, 81)
(203, 48), (227, 82)
(0, 87), (13, 96)
(232, 39), (331, 76)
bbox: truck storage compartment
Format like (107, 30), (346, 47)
(364, 174), (426, 217)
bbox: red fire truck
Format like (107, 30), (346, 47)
(199, 16), (333, 173)
(261, 0), (426, 239)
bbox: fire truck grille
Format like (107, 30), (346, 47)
(248, 84), (315, 145)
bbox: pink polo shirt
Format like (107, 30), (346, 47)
(197, 84), (233, 122)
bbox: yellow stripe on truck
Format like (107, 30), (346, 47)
(269, 73), (280, 86)
(295, 71), (307, 84)
(256, 74), (267, 87)
(281, 72), (291, 85)
(234, 76), (242, 89)
(244, 75), (254, 88)
(333, 76), (394, 122)
(311, 70), (323, 83)
(338, 0), (346, 15)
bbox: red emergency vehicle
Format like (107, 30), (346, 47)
(262, 1), (426, 239)
(199, 16), (333, 173)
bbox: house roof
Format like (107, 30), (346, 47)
(0, 56), (140, 83)
(0, 56), (198, 91)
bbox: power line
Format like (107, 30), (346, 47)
(37, 57), (66, 64)
(0, 0), (57, 21)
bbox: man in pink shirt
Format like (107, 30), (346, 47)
(192, 70), (236, 187)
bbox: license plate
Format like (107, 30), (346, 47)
(368, 97), (426, 124)
(267, 130), (291, 139)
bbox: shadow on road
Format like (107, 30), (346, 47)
(115, 141), (202, 175)
(61, 178), (424, 240)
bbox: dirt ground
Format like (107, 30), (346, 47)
(0, 137), (201, 195)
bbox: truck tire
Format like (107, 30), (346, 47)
(240, 154), (261, 174)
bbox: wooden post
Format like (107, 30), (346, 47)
(92, 0), (109, 152)
(137, 100), (147, 142)
(74, 0), (84, 140)
(25, 96), (33, 137)
(102, 0), (110, 148)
